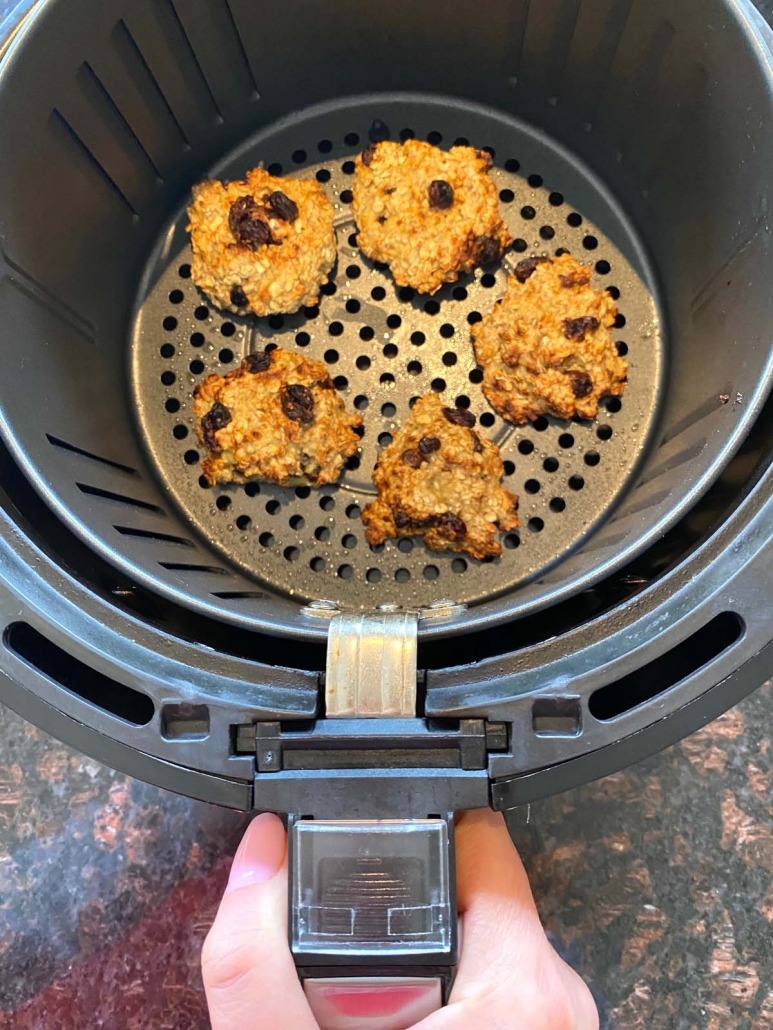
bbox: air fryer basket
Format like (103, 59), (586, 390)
(1, 0), (773, 812)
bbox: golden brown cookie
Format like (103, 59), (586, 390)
(186, 168), (336, 317)
(362, 395), (518, 560)
(472, 253), (627, 423)
(352, 140), (512, 294)
(193, 348), (362, 487)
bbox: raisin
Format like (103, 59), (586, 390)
(563, 315), (600, 341)
(230, 284), (249, 308)
(514, 256), (548, 283)
(402, 449), (424, 469)
(361, 144), (377, 167)
(369, 119), (390, 142)
(267, 191), (298, 221)
(477, 236), (502, 266)
(443, 406), (476, 428)
(201, 401), (231, 450)
(476, 149), (494, 169)
(471, 432), (484, 453)
(281, 384), (315, 423)
(228, 196), (273, 247)
(567, 369), (593, 398)
(559, 269), (591, 289)
(243, 351), (271, 374)
(428, 180), (454, 210)
(437, 512), (466, 539)
(394, 510), (412, 529)
(418, 436), (441, 456)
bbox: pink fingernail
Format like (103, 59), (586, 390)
(225, 812), (286, 894)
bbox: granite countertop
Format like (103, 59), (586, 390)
(1, 684), (771, 1030)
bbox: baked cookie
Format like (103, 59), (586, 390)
(472, 253), (627, 423)
(187, 168), (336, 317)
(362, 395), (518, 560)
(193, 348), (362, 487)
(352, 140), (512, 294)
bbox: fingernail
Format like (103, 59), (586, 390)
(225, 812), (286, 894)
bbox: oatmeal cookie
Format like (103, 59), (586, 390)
(352, 139), (511, 294)
(472, 253), (627, 423)
(362, 394), (518, 560)
(193, 348), (362, 487)
(187, 167), (336, 317)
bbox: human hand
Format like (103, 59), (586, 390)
(202, 809), (599, 1030)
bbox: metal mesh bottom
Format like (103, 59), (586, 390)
(132, 98), (662, 610)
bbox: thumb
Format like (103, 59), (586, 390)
(202, 813), (318, 1030)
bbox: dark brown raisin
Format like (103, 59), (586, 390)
(476, 148), (494, 169)
(563, 315), (600, 341)
(443, 406), (476, 428)
(418, 436), (441, 456)
(477, 236), (502, 266)
(369, 119), (390, 142)
(281, 384), (315, 423)
(228, 196), (272, 248)
(514, 256), (548, 283)
(230, 284), (249, 308)
(567, 369), (593, 398)
(559, 269), (591, 289)
(361, 144), (377, 166)
(267, 191), (298, 222)
(402, 449), (424, 469)
(428, 180), (454, 210)
(394, 510), (412, 529)
(471, 432), (484, 453)
(437, 512), (467, 539)
(201, 401), (231, 450)
(243, 351), (271, 374)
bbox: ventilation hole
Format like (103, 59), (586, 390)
(324, 349), (340, 364)
(341, 533), (357, 550)
(220, 322), (237, 340)
(524, 478), (540, 494)
(409, 396), (420, 408)
(360, 326), (375, 341)
(168, 289), (184, 305)
(555, 247), (568, 257)
(346, 504), (361, 519)
(344, 132), (360, 146)
(540, 226), (555, 240)
(320, 494), (336, 513)
(380, 372), (395, 385)
(371, 286), (386, 301)
(267, 162), (282, 175)
(505, 158), (520, 172)
(584, 451), (600, 467)
(451, 558), (467, 574)
(310, 557), (325, 572)
(356, 355), (371, 371)
(589, 613), (743, 721)
(411, 331), (426, 346)
(467, 311), (482, 325)
(527, 173), (543, 188)
(161, 371), (175, 386)
(284, 546), (299, 562)
(512, 238), (528, 252)
(597, 424), (613, 441)
(179, 264), (191, 278)
(431, 378), (446, 392)
(616, 341), (628, 356)
(345, 453), (360, 471)
(165, 398), (180, 414)
(605, 397), (623, 413)
(295, 486), (310, 499)
(549, 192), (564, 207)
(304, 305), (320, 319)
(518, 439), (534, 455)
(395, 567), (411, 582)
(399, 127), (415, 141)
(583, 235), (599, 250)
(521, 206), (536, 220)
(295, 331), (311, 347)
(315, 526), (330, 542)
(482, 146), (495, 159)
(608, 286), (621, 300)
(160, 343), (175, 358)
(383, 343), (398, 358)
(259, 532), (274, 547)
(366, 567), (382, 583)
(198, 475), (210, 489)
(216, 495), (231, 511)
(345, 299), (361, 315)
(398, 538), (413, 553)
(469, 367), (483, 384)
(268, 315), (284, 331)
(549, 497), (566, 513)
(338, 563), (354, 579)
(219, 348), (234, 363)
(246, 482), (261, 497)
(353, 423), (365, 438)
(595, 260), (611, 275)
(395, 287), (415, 305)
(569, 475), (585, 491)
(455, 395), (471, 409)
(340, 190), (354, 205)
(455, 136), (470, 147)
(567, 212), (583, 227)
(452, 286), (467, 301)
(503, 460), (515, 476)
(194, 305), (209, 321)
(533, 416), (549, 432)
(355, 395), (369, 410)
(504, 533), (520, 549)
(480, 273), (496, 288)
(189, 360), (204, 375)
(543, 456), (559, 472)
(528, 517), (544, 532)
(614, 313), (627, 329)
(173, 424), (188, 440)
(316, 168), (331, 183)
(427, 130), (443, 145)
(558, 433), (574, 449)
(236, 514), (251, 530)
(423, 565), (440, 580)
(290, 148), (306, 165)
(190, 332), (205, 348)
(407, 360), (422, 376)
(289, 514), (305, 530)
(321, 281), (337, 296)
(163, 316), (177, 331)
(378, 432), (393, 447)
(480, 412), (495, 427)
(266, 499), (281, 514)
(499, 188), (514, 203)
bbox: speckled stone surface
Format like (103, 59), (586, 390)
(1, 685), (771, 1030)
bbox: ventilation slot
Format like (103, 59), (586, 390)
(114, 525), (193, 546)
(588, 612), (743, 721)
(5, 622), (154, 726)
(532, 696), (582, 736)
(211, 590), (267, 599)
(159, 561), (229, 574)
(76, 482), (162, 512)
(161, 702), (209, 740)
(47, 434), (137, 474)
